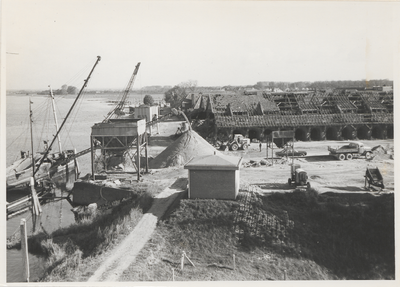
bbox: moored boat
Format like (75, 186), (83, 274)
(6, 56), (101, 193)
(6, 149), (79, 191)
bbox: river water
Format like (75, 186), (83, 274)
(5, 92), (164, 282)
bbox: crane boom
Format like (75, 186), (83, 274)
(103, 62), (141, 122)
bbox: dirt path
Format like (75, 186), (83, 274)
(87, 178), (187, 282)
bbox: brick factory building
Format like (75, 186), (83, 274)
(187, 90), (394, 143)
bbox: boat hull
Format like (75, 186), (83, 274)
(6, 158), (79, 191)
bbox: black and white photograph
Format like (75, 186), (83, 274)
(1, 0), (398, 284)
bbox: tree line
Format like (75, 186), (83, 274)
(38, 85), (78, 95)
(163, 79), (393, 108)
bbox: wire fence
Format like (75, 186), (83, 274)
(233, 186), (294, 247)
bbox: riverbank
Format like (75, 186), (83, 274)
(33, 167), (186, 282)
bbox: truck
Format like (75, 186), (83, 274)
(328, 141), (373, 161)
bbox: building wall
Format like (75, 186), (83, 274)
(135, 106), (159, 122)
(188, 169), (238, 200)
(215, 123), (393, 142)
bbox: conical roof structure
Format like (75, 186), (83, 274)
(150, 130), (219, 169)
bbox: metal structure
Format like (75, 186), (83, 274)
(91, 116), (147, 181)
(90, 62), (148, 181)
(365, 167), (384, 190)
(103, 62), (141, 122)
(269, 130), (295, 166)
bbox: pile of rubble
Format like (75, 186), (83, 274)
(242, 157), (290, 168)
(369, 145), (394, 161)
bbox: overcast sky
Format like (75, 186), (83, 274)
(3, 0), (399, 90)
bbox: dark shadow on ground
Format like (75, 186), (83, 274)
(326, 185), (366, 192)
(148, 136), (174, 147)
(252, 182), (293, 191)
(147, 177), (188, 220)
(303, 155), (336, 162)
(170, 177), (188, 190)
(319, 191), (376, 202)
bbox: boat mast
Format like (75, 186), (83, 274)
(49, 85), (63, 153)
(29, 98), (35, 177)
(29, 98), (42, 216)
(34, 56), (101, 177)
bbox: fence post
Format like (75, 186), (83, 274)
(172, 268), (175, 281)
(283, 269), (287, 280)
(233, 254), (236, 271)
(181, 251), (185, 270)
(20, 218), (30, 282)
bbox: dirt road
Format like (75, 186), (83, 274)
(236, 139), (394, 194)
(87, 177), (187, 282)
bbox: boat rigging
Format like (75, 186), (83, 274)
(33, 56), (101, 177)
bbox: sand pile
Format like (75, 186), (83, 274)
(150, 130), (219, 169)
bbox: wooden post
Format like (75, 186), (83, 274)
(137, 134), (141, 181)
(30, 177), (41, 215)
(283, 269), (287, 280)
(145, 132), (149, 173)
(233, 254), (236, 271)
(183, 251), (195, 267)
(272, 134), (274, 166)
(172, 268), (175, 281)
(20, 219), (30, 282)
(181, 251), (185, 270)
(90, 135), (95, 179)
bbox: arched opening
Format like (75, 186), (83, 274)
(310, 128), (320, 141)
(217, 129), (230, 141)
(387, 125), (394, 139)
(371, 126), (384, 139)
(357, 126), (370, 140)
(295, 128), (307, 141)
(248, 129), (260, 141)
(232, 129), (246, 137)
(341, 126), (353, 140)
(326, 127), (338, 140)
(263, 129), (273, 138)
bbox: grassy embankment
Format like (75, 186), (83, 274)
(120, 189), (394, 281)
(22, 184), (394, 281)
(19, 182), (162, 282)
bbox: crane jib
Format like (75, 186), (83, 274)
(33, 56), (101, 177)
(103, 62), (141, 122)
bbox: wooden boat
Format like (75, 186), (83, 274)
(6, 149), (79, 191)
(6, 56), (101, 192)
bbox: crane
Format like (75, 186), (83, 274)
(103, 62), (141, 122)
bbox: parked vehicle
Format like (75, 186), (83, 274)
(276, 148), (307, 157)
(216, 134), (251, 151)
(328, 141), (373, 160)
(288, 164), (310, 188)
(228, 134), (251, 151)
